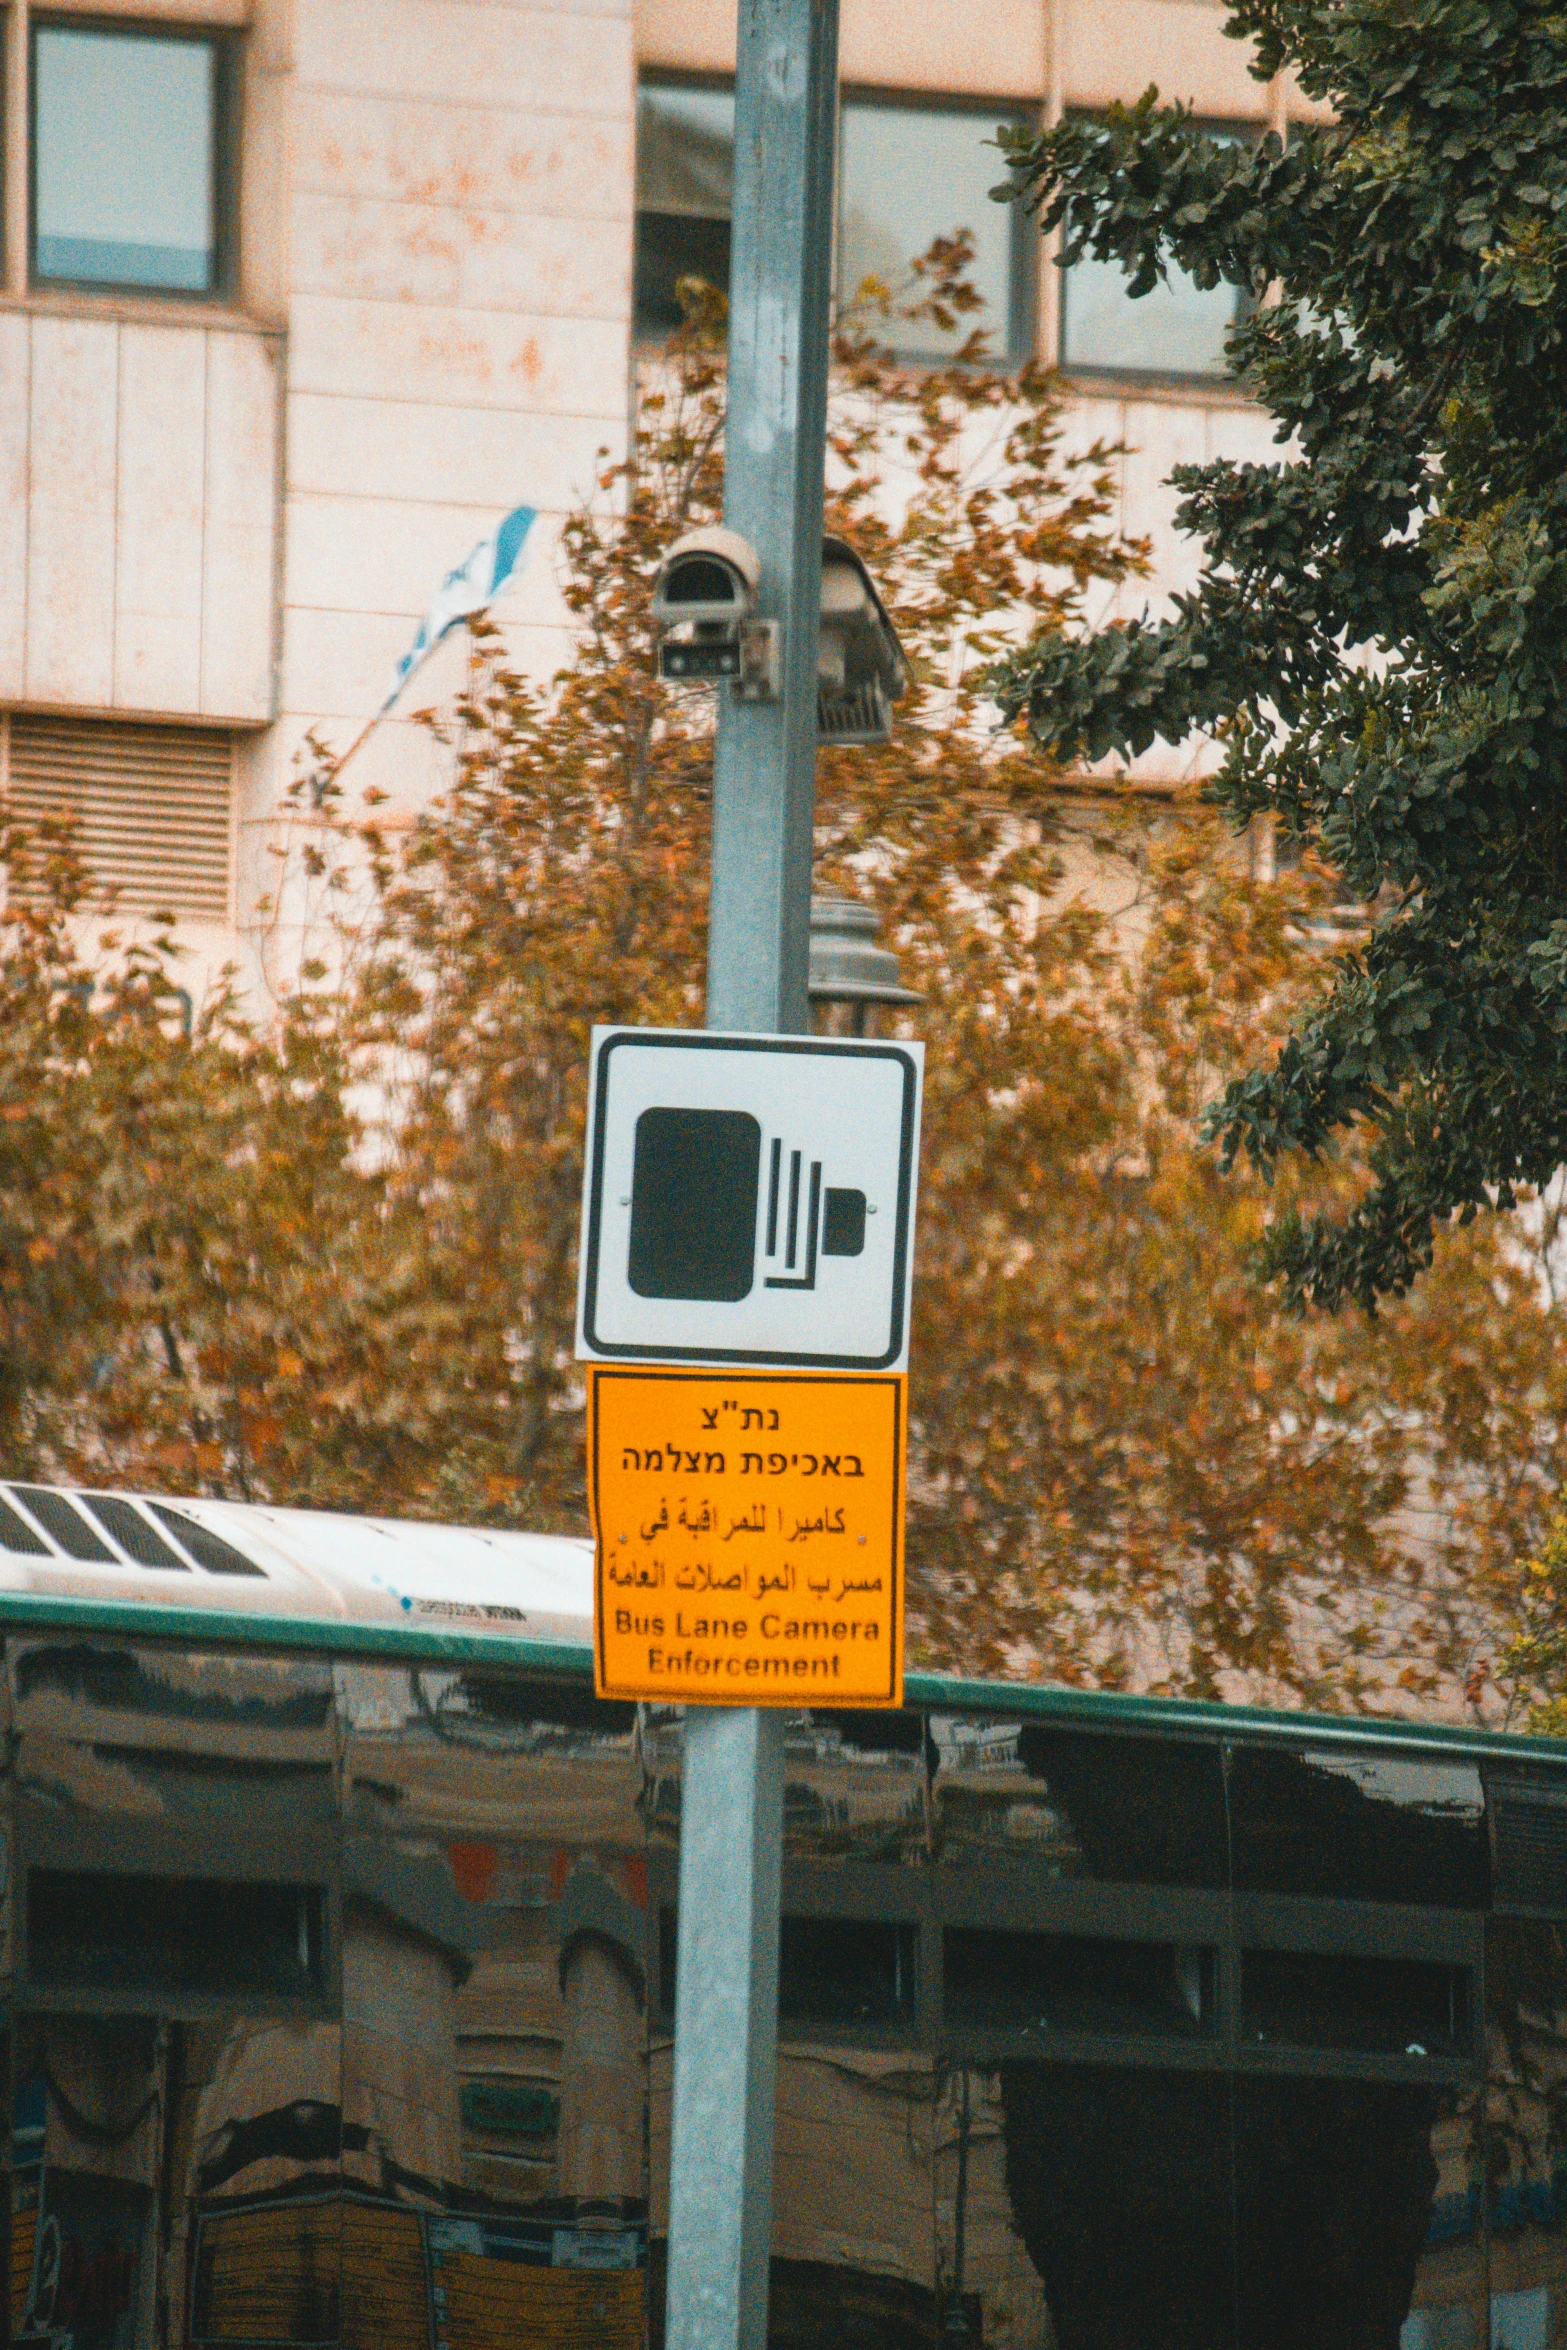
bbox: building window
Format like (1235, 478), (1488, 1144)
(837, 96), (1030, 363)
(2, 714), (235, 919)
(30, 19), (230, 296)
(1056, 121), (1249, 381)
(634, 81), (735, 345)
(633, 78), (1033, 365)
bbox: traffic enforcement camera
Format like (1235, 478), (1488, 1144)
(650, 527), (907, 743)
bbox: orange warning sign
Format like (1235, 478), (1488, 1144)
(587, 1368), (905, 1707)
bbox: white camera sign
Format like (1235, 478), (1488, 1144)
(576, 1029), (923, 1372)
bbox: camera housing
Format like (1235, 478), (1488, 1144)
(817, 536), (908, 744)
(651, 527), (777, 694)
(650, 527), (906, 735)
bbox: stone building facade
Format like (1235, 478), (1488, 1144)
(0, 0), (1320, 990)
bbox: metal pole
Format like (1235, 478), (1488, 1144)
(664, 3), (838, 2346)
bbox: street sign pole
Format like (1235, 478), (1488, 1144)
(663, 2), (839, 2345)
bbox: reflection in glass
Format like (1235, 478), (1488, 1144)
(647, 1708), (929, 1862)
(838, 102), (1026, 362)
(1056, 123), (1246, 379)
(1233, 2078), (1443, 2349)
(779, 1918), (916, 2032)
(336, 1671), (651, 2346)
(931, 1719), (1227, 1886)
(10, 2016), (162, 2349)
(996, 2062), (1236, 2349)
(27, 1872), (325, 2002)
(13, 1627), (1567, 2346)
(1059, 251), (1238, 377)
(1230, 1747), (1488, 1906)
(784, 1711), (928, 1862)
(32, 26), (220, 293)
(934, 2066), (1050, 2348)
(1398, 2088), (1486, 2350)
(1240, 1947), (1472, 2059)
(768, 2038), (938, 2346)
(632, 81), (1028, 364)
(1484, 1920), (1567, 2350)
(634, 84), (735, 338)
(656, 1907), (917, 2037)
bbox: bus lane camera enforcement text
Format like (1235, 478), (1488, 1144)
(587, 1369), (906, 1707)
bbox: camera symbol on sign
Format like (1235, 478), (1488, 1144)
(626, 1107), (868, 1304)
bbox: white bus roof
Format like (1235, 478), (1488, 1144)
(0, 1478), (594, 1646)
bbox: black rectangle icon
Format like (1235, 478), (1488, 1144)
(628, 1106), (761, 1301)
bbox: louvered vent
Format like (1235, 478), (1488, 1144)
(6, 716), (233, 918)
(1489, 1778), (1567, 1913)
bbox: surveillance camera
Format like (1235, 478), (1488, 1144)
(652, 528), (780, 693)
(650, 526), (905, 733)
(651, 527), (761, 627)
(818, 536), (908, 745)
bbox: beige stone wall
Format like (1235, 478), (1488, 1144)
(0, 0), (1300, 972)
(0, 312), (281, 724)
(640, 0), (1279, 120)
(0, 0), (636, 990)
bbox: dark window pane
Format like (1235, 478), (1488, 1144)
(1060, 249), (1240, 376)
(11, 1485), (116, 1562)
(149, 1502), (266, 1575)
(779, 1914), (916, 2029)
(945, 1927), (1215, 2040)
(634, 82), (733, 338)
(78, 1493), (191, 1570)
(1240, 1947), (1472, 2058)
(932, 1719), (1229, 1886)
(659, 1905), (916, 2029)
(1230, 1746), (1487, 1906)
(33, 25), (219, 294)
(659, 1902), (678, 2013)
(28, 1869), (326, 1999)
(635, 211), (732, 340)
(1485, 1918), (1567, 2255)
(0, 1491), (48, 1554)
(453, 1672), (637, 1737)
(459, 2077), (560, 2139)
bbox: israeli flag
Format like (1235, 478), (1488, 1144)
(380, 504), (537, 714)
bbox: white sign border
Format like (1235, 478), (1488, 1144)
(577, 1027), (922, 1372)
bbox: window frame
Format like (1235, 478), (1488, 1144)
(833, 79), (1038, 371)
(26, 10), (239, 304)
(1053, 110), (1261, 389)
(632, 68), (1040, 372)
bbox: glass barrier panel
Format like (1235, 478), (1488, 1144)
(930, 1721), (1228, 1887)
(1229, 1748), (1488, 1907)
(338, 1662), (650, 2350)
(1233, 2078), (1452, 2350)
(932, 2064), (1050, 2349)
(1397, 2086), (1487, 2350)
(1484, 1919), (1567, 2350)
(945, 1927), (1216, 2043)
(645, 1708), (929, 1863)
(765, 2033), (938, 2348)
(779, 1919), (917, 2034)
(984, 2060), (1236, 2349)
(1239, 1948), (1473, 2060)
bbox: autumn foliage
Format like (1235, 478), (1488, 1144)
(4, 262), (1565, 1720)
